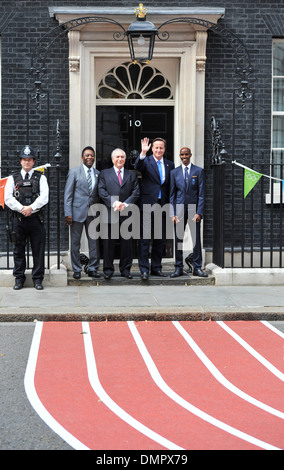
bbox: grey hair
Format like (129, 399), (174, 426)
(111, 148), (126, 160)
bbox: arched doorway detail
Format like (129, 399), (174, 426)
(97, 61), (173, 100)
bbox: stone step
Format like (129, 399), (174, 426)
(67, 270), (215, 286)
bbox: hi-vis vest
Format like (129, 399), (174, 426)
(12, 170), (41, 206)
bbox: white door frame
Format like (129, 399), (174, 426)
(50, 7), (224, 260)
(50, 7), (224, 169)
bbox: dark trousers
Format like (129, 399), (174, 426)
(12, 215), (45, 282)
(102, 221), (133, 276)
(70, 216), (100, 273)
(138, 204), (167, 273)
(174, 207), (202, 270)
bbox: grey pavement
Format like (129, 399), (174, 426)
(0, 281), (284, 321)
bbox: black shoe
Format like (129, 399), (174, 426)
(104, 274), (112, 280)
(150, 270), (168, 277)
(141, 272), (149, 281)
(193, 268), (208, 278)
(73, 272), (81, 279)
(121, 272), (133, 279)
(88, 270), (100, 278)
(170, 269), (184, 278)
(34, 281), (44, 290)
(13, 279), (24, 290)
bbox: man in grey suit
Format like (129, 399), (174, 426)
(64, 146), (100, 279)
(98, 148), (140, 279)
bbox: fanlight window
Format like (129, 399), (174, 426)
(97, 62), (173, 100)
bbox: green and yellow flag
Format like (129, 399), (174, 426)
(244, 168), (262, 198)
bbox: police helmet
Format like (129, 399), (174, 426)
(19, 145), (36, 159)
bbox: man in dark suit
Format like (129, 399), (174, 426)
(169, 147), (208, 277)
(98, 148), (140, 279)
(64, 146), (100, 279)
(134, 137), (175, 280)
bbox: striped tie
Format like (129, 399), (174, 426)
(87, 169), (92, 194)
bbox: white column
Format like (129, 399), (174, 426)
(178, 42), (196, 165)
(195, 31), (208, 169)
(68, 31), (82, 168)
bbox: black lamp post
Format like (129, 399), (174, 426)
(127, 4), (157, 64)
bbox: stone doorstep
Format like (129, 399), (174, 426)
(206, 263), (284, 286)
(1, 264), (284, 287)
(0, 265), (214, 287)
(67, 275), (215, 286)
(0, 265), (68, 288)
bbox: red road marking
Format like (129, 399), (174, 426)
(180, 321), (284, 412)
(89, 321), (256, 450)
(34, 322), (164, 450)
(136, 321), (284, 448)
(28, 321), (284, 450)
(223, 321), (284, 372)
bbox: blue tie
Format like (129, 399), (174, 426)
(184, 166), (189, 189)
(157, 160), (163, 198)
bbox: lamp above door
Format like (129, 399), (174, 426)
(127, 4), (157, 64)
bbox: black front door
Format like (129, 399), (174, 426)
(96, 105), (174, 260)
(96, 105), (174, 170)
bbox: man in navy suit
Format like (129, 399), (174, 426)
(64, 146), (100, 279)
(169, 147), (208, 278)
(98, 148), (140, 279)
(134, 137), (175, 280)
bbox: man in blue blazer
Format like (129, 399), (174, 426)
(169, 147), (208, 277)
(64, 146), (100, 279)
(98, 148), (140, 279)
(134, 137), (175, 280)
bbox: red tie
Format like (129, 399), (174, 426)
(117, 170), (122, 185)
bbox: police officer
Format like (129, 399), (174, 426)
(4, 145), (49, 290)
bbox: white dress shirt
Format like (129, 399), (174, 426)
(4, 169), (49, 213)
(182, 162), (191, 178)
(113, 166), (124, 180)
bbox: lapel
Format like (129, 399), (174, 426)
(188, 164), (198, 191)
(189, 163), (195, 178)
(110, 166), (122, 187)
(120, 168), (130, 187)
(80, 165), (89, 191)
(177, 165), (184, 184)
(164, 159), (172, 183)
(91, 167), (98, 187)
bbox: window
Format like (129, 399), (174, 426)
(272, 40), (284, 179)
(97, 62), (173, 100)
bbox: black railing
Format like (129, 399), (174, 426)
(212, 152), (284, 268)
(0, 164), (65, 271)
(1, 152), (283, 271)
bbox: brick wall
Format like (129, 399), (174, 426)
(0, 0), (283, 254)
